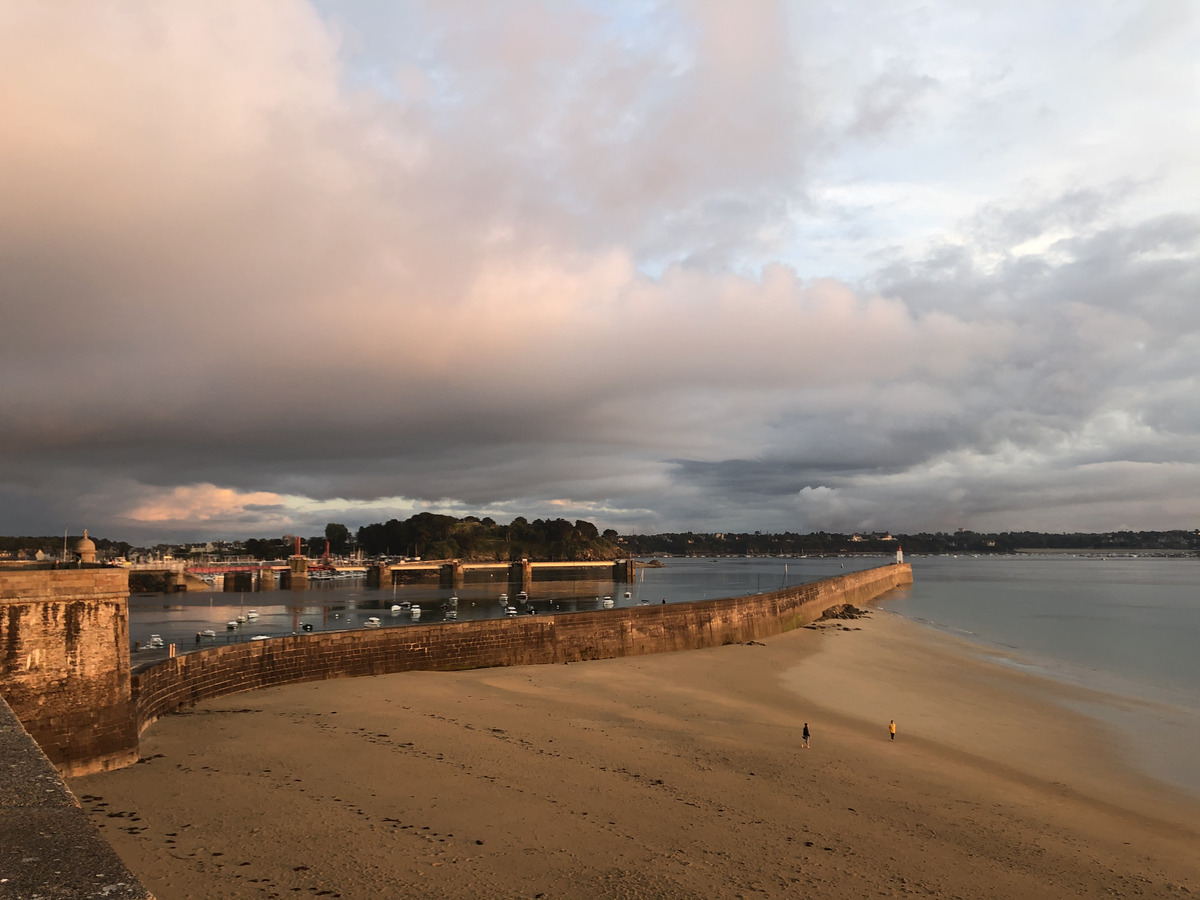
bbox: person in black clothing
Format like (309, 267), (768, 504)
(802, 722), (811, 749)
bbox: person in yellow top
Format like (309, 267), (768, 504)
(889, 720), (896, 741)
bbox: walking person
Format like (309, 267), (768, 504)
(802, 722), (811, 749)
(889, 719), (896, 741)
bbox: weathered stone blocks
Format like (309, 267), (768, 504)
(0, 568), (139, 776)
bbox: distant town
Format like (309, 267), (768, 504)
(2, 514), (1197, 564)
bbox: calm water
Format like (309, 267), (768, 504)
(888, 554), (1200, 796)
(128, 554), (1199, 794)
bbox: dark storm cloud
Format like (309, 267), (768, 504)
(1, 1), (1197, 541)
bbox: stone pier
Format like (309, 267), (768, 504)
(223, 571), (253, 592)
(282, 557), (309, 590)
(440, 561), (465, 589)
(510, 559), (533, 590)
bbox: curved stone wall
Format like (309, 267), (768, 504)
(135, 563), (912, 733)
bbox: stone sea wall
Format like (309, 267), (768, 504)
(0, 567), (138, 777)
(135, 563), (912, 732)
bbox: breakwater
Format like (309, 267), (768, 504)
(134, 563), (912, 733)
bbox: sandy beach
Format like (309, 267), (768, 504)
(71, 610), (1200, 899)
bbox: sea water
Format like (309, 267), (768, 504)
(887, 554), (1200, 797)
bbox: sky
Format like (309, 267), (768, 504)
(2, 1), (1198, 544)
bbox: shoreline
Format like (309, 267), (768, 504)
(791, 611), (1200, 826)
(873, 607), (1200, 801)
(72, 604), (1200, 899)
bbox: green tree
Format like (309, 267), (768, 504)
(325, 523), (350, 554)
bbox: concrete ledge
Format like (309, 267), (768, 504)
(0, 697), (153, 899)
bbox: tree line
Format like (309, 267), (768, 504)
(2, 524), (1196, 562)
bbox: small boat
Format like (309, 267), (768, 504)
(505, 605), (518, 616)
(147, 634), (164, 649)
(624, 591), (631, 600)
(448, 595), (459, 607)
(226, 620), (238, 630)
(498, 593), (508, 603)
(246, 610), (259, 619)
(391, 602), (410, 613)
(445, 609), (458, 620)
(300, 623), (314, 632)
(411, 605), (421, 619)
(250, 634), (270, 641)
(602, 596), (614, 609)
(236, 614), (247, 624)
(515, 591), (528, 603)
(201, 629), (217, 639)
(363, 617), (382, 628)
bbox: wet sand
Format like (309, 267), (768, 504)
(71, 610), (1200, 899)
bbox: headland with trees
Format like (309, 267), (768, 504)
(1, 515), (1197, 564)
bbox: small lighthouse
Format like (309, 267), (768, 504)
(895, 546), (904, 565)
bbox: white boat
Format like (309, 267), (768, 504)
(449, 595), (459, 607)
(147, 634), (164, 649)
(602, 596), (614, 609)
(363, 617), (382, 628)
(201, 629), (217, 639)
(498, 593), (508, 603)
(505, 605), (518, 616)
(411, 605), (421, 619)
(245, 610), (259, 619)
(226, 620), (238, 630)
(515, 591), (528, 603)
(236, 614), (247, 624)
(391, 602), (410, 612)
(251, 634), (270, 641)
(624, 591), (632, 600)
(445, 609), (458, 619)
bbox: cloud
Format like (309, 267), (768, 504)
(1, 1), (1197, 543)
